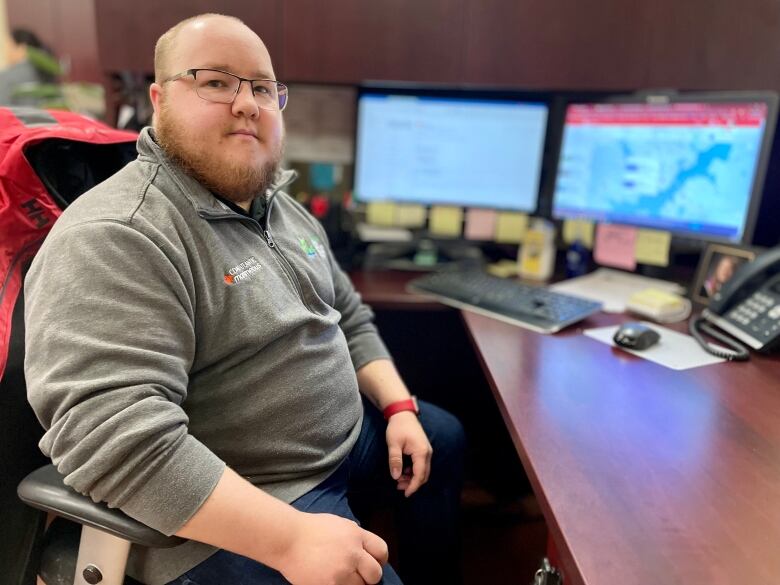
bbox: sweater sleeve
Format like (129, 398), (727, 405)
(314, 225), (391, 370)
(24, 220), (225, 536)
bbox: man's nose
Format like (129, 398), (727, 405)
(231, 80), (260, 118)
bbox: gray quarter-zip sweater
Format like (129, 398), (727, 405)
(23, 128), (390, 584)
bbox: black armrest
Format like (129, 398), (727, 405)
(18, 464), (183, 549)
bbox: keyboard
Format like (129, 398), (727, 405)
(407, 270), (603, 333)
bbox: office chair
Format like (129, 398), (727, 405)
(0, 113), (182, 585)
(4, 289), (183, 585)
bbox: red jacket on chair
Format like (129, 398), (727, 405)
(0, 107), (137, 381)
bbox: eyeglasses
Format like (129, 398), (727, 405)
(164, 68), (288, 111)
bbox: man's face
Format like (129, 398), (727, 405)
(150, 19), (284, 204)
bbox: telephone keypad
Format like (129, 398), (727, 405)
(740, 296), (780, 341)
(728, 292), (780, 340)
(722, 282), (780, 346)
(706, 256), (780, 353)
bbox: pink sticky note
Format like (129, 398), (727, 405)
(464, 209), (498, 240)
(594, 224), (638, 270)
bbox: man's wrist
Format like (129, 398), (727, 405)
(382, 396), (419, 420)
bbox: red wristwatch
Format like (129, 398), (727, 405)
(382, 396), (420, 420)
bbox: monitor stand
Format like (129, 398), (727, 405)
(363, 238), (484, 271)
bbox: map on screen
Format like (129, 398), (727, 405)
(553, 102), (770, 241)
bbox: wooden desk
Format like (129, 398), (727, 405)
(349, 270), (448, 311)
(354, 270), (780, 585)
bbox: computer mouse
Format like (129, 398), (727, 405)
(613, 322), (660, 350)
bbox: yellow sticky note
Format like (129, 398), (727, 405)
(495, 212), (528, 244)
(366, 202), (397, 227)
(635, 229), (672, 267)
(396, 204), (427, 228)
(429, 206), (463, 238)
(562, 219), (595, 248)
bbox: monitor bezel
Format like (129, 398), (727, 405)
(550, 90), (779, 246)
(352, 82), (554, 215)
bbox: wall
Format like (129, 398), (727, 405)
(0, 0), (7, 67)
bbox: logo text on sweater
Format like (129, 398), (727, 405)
(224, 256), (261, 285)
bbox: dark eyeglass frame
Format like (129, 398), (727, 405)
(164, 68), (288, 111)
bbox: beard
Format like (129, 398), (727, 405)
(155, 100), (283, 205)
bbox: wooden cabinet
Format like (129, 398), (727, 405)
(94, 0), (283, 75)
(460, 0), (650, 89)
(640, 0), (780, 92)
(8, 0), (780, 93)
(461, 0), (780, 92)
(282, 0), (466, 84)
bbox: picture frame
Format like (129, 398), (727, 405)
(692, 243), (757, 305)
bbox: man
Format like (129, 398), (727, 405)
(24, 13), (464, 585)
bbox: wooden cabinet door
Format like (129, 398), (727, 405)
(283, 0), (466, 84)
(95, 0), (284, 75)
(461, 0), (650, 90)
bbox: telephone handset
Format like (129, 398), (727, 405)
(691, 247), (780, 359)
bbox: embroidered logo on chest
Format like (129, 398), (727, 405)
(224, 256), (262, 285)
(297, 235), (326, 259)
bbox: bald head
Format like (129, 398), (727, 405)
(154, 13), (271, 83)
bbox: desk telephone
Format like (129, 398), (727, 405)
(691, 247), (780, 359)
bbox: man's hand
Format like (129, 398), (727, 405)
(278, 512), (388, 585)
(386, 411), (432, 497)
(353, 359), (432, 497)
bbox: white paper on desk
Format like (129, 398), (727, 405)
(583, 322), (725, 370)
(550, 268), (686, 313)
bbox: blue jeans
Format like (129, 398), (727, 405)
(166, 398), (465, 585)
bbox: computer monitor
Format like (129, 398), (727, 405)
(354, 86), (549, 214)
(552, 92), (778, 245)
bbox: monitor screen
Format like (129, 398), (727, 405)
(552, 96), (777, 243)
(354, 90), (548, 212)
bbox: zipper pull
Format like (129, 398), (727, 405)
(264, 229), (276, 248)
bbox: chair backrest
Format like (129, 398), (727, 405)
(0, 108), (137, 584)
(0, 283), (48, 585)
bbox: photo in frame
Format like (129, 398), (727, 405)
(692, 244), (757, 305)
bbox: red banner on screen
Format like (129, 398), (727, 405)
(566, 103), (767, 127)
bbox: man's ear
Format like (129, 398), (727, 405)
(149, 83), (164, 128)
(149, 83), (163, 115)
